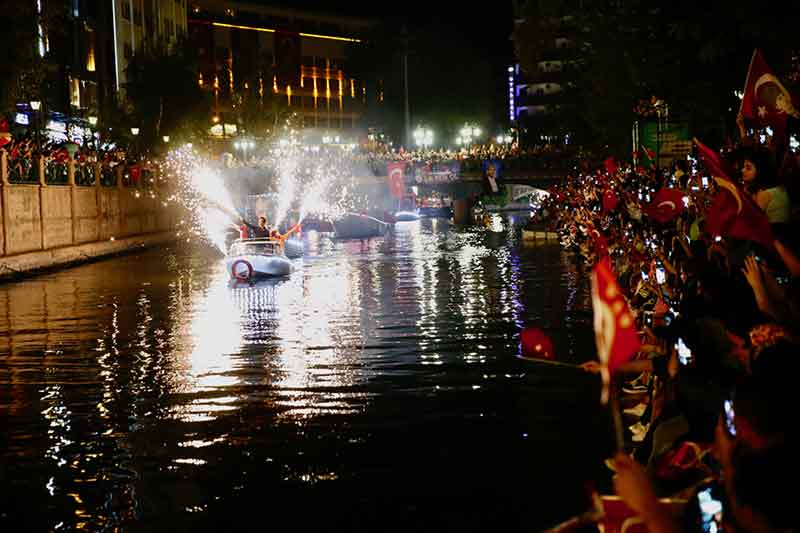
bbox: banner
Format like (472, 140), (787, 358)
(482, 159), (503, 194)
(415, 161), (460, 184)
(387, 162), (406, 198)
(640, 122), (691, 167)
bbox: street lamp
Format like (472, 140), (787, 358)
(460, 123), (482, 147)
(29, 100), (42, 151)
(162, 135), (170, 143)
(130, 127), (140, 136)
(234, 138), (254, 162)
(413, 126), (433, 150)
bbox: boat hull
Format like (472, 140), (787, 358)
(226, 254), (292, 279)
(394, 210), (421, 222)
(418, 206), (452, 218)
(283, 238), (304, 259)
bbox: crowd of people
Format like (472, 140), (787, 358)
(537, 131), (799, 530)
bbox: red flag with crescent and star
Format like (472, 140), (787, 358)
(644, 188), (686, 223)
(740, 49), (800, 137)
(591, 258), (640, 403)
(706, 175), (774, 250)
(694, 138), (774, 249)
(386, 162), (406, 199)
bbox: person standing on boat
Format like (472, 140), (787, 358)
(241, 216), (272, 238)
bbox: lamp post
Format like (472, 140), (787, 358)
(413, 126), (433, 150)
(29, 100), (41, 152)
(234, 138), (254, 163)
(130, 127), (140, 161)
(460, 123), (482, 148)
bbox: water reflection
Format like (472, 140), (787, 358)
(0, 216), (597, 531)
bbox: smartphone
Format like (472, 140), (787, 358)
(676, 337), (693, 366)
(641, 271), (649, 281)
(697, 486), (725, 531)
(702, 176), (709, 187)
(714, 236), (722, 243)
(656, 268), (666, 285)
(723, 399), (736, 436)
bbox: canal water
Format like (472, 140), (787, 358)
(0, 216), (615, 532)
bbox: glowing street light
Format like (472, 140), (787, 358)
(130, 127), (140, 136)
(459, 123), (482, 147)
(234, 138), (255, 162)
(29, 100), (41, 111)
(413, 126), (433, 149)
(88, 116), (98, 126)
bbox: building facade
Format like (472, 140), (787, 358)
(109, 0), (189, 92)
(188, 1), (378, 132)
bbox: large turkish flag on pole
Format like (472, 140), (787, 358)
(740, 49), (799, 140)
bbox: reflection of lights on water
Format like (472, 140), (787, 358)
(489, 214), (504, 233)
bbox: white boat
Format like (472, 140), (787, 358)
(394, 209), (421, 222)
(225, 239), (293, 280)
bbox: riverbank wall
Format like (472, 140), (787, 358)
(0, 152), (180, 281)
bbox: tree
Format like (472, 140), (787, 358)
(0, 1), (68, 118)
(512, 0), (800, 155)
(123, 38), (211, 150)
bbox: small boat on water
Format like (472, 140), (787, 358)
(394, 209), (421, 222)
(225, 238), (293, 280)
(332, 213), (389, 239)
(483, 201), (535, 212)
(418, 206), (453, 218)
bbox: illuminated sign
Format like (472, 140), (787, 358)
(15, 113), (29, 125)
(508, 64), (516, 122)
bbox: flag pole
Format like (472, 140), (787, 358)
(609, 382), (626, 453)
(740, 49), (757, 115)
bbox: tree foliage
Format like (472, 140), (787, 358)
(0, 1), (68, 116)
(512, 0), (800, 155)
(123, 38), (211, 149)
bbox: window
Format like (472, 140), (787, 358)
(86, 29), (96, 71)
(69, 77), (81, 108)
(121, 2), (130, 20)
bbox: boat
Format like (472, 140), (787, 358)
(332, 213), (389, 239)
(225, 238), (293, 280)
(483, 201), (535, 212)
(283, 238), (304, 259)
(418, 206), (453, 218)
(394, 209), (421, 222)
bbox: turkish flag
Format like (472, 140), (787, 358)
(591, 258), (640, 381)
(644, 188), (685, 223)
(706, 176), (774, 250)
(740, 49), (799, 137)
(129, 164), (141, 183)
(604, 156), (618, 176)
(602, 188), (619, 212)
(387, 162), (406, 199)
(694, 137), (734, 180)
